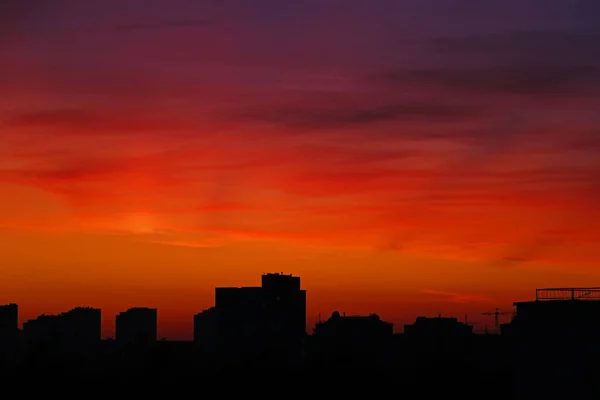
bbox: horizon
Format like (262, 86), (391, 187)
(5, 274), (546, 340)
(2, 0), (600, 340)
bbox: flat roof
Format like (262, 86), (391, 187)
(514, 299), (600, 306)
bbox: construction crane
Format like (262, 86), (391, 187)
(482, 308), (513, 328)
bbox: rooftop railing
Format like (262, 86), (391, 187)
(536, 288), (600, 301)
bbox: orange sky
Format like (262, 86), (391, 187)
(1, 1), (600, 339)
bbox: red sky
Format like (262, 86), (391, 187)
(1, 0), (600, 339)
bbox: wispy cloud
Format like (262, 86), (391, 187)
(235, 100), (483, 130)
(383, 66), (600, 97)
(420, 289), (490, 303)
(115, 19), (213, 32)
(2, 108), (198, 136)
(141, 238), (226, 248)
(2, 7), (600, 275)
(381, 30), (600, 97)
(430, 30), (600, 63)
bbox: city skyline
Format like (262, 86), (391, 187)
(2, 1), (600, 340)
(1, 306), (503, 340)
(3, 272), (546, 340)
(4, 277), (599, 396)
(6, 281), (600, 341)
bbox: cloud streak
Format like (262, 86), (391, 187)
(237, 100), (483, 130)
(384, 65), (600, 96)
(115, 19), (213, 32)
(3, 2), (600, 334)
(420, 289), (490, 303)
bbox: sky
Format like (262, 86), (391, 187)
(1, 0), (600, 339)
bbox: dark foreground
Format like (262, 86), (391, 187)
(2, 336), (600, 399)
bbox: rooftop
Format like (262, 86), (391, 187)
(534, 288), (600, 301)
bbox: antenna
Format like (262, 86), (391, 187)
(482, 308), (512, 328)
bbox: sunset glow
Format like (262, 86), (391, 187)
(1, 0), (600, 339)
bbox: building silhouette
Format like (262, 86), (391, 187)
(314, 311), (394, 338)
(215, 286), (265, 361)
(0, 304), (18, 341)
(23, 307), (101, 351)
(311, 311), (393, 366)
(404, 315), (473, 338)
(193, 307), (216, 350)
(402, 314), (474, 366)
(195, 273), (306, 364)
(261, 273), (307, 346)
(116, 308), (158, 345)
(61, 307), (102, 347)
(502, 287), (600, 339)
(502, 288), (600, 398)
(0, 304), (19, 365)
(3, 274), (600, 397)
